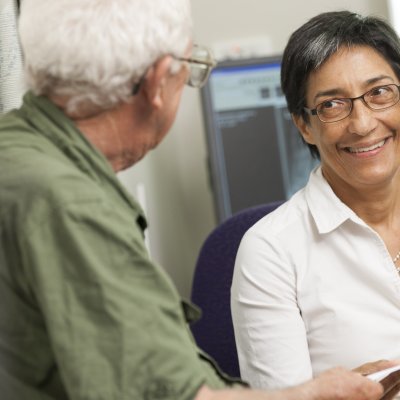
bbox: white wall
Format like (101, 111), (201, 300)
(388, 0), (400, 34)
(119, 0), (389, 299)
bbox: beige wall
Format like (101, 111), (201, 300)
(119, 0), (389, 298)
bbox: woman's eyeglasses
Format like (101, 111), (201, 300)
(304, 84), (400, 123)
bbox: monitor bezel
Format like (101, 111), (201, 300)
(200, 54), (283, 222)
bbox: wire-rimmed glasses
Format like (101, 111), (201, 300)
(303, 84), (400, 123)
(131, 44), (216, 95)
(174, 44), (216, 88)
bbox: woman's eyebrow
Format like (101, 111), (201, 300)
(313, 89), (342, 103)
(365, 74), (395, 85)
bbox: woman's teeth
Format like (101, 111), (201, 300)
(347, 139), (386, 153)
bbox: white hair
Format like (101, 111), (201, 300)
(18, 0), (192, 113)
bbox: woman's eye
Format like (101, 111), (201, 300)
(320, 100), (343, 110)
(370, 86), (391, 97)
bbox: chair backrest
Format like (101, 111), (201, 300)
(190, 201), (283, 377)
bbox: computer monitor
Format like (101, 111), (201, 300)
(201, 55), (319, 223)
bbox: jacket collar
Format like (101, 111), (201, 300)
(20, 91), (147, 230)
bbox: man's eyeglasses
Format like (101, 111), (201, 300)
(132, 44), (216, 95)
(174, 44), (216, 89)
(303, 84), (400, 123)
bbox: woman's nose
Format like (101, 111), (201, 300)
(346, 98), (378, 136)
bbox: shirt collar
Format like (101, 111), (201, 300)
(20, 91), (147, 231)
(305, 166), (362, 234)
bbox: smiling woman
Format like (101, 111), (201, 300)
(296, 45), (400, 197)
(231, 10), (400, 391)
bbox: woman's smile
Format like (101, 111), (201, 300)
(296, 45), (400, 192)
(340, 136), (391, 156)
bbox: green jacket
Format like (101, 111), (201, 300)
(0, 93), (238, 400)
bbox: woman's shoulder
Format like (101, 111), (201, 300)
(246, 189), (312, 240)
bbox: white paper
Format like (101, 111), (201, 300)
(367, 365), (400, 382)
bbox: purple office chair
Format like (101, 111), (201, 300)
(190, 201), (284, 377)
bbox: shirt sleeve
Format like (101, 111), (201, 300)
(231, 225), (313, 390)
(18, 197), (220, 400)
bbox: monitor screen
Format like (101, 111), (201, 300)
(201, 55), (319, 222)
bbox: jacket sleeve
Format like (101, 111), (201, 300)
(19, 197), (225, 400)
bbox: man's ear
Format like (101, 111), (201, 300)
(293, 114), (316, 145)
(141, 56), (173, 109)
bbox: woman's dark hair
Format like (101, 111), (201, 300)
(281, 11), (400, 158)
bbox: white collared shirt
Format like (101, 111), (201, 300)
(231, 166), (400, 389)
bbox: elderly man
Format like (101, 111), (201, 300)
(0, 0), (386, 399)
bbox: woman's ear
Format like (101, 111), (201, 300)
(293, 114), (316, 145)
(141, 56), (173, 109)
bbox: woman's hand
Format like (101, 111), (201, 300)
(194, 367), (384, 400)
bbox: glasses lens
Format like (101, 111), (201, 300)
(365, 84), (400, 110)
(317, 99), (352, 122)
(186, 45), (216, 88)
(187, 64), (210, 88)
